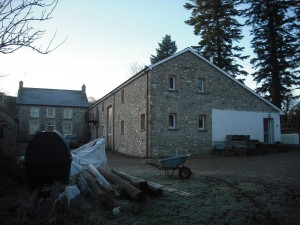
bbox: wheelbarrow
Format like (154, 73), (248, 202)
(145, 153), (192, 179)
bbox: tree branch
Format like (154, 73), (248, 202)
(0, 0), (65, 54)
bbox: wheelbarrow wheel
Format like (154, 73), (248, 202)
(179, 166), (192, 179)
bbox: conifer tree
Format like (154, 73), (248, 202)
(150, 35), (177, 64)
(243, 0), (299, 108)
(184, 0), (249, 78)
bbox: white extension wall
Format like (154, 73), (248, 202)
(212, 109), (281, 145)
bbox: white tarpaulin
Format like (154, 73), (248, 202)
(70, 138), (107, 176)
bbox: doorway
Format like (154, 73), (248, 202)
(107, 106), (113, 150)
(263, 118), (274, 144)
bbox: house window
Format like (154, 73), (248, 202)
(30, 107), (39, 117)
(47, 108), (55, 118)
(199, 115), (206, 130)
(63, 122), (73, 134)
(46, 121), (55, 131)
(198, 78), (205, 93)
(121, 120), (124, 135)
(102, 102), (104, 113)
(121, 89), (125, 103)
(141, 114), (146, 131)
(96, 107), (100, 119)
(101, 126), (105, 137)
(168, 75), (176, 91)
(169, 113), (177, 129)
(29, 121), (39, 134)
(64, 108), (73, 119)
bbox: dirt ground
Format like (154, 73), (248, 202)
(100, 150), (300, 225)
(2, 149), (300, 225)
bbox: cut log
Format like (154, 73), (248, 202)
(111, 169), (148, 192)
(98, 168), (147, 203)
(85, 176), (104, 196)
(85, 175), (117, 210)
(95, 178), (115, 194)
(87, 164), (111, 187)
(148, 180), (192, 197)
(147, 181), (164, 197)
(75, 173), (91, 197)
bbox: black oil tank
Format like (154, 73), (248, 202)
(24, 130), (72, 186)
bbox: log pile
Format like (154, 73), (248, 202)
(71, 164), (164, 212)
(17, 164), (164, 224)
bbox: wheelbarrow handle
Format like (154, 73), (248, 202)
(144, 161), (164, 170)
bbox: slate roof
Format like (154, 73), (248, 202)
(17, 88), (89, 108)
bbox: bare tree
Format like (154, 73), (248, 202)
(127, 61), (146, 78)
(0, 0), (66, 54)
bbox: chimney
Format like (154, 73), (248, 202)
(19, 81), (23, 90)
(82, 84), (86, 93)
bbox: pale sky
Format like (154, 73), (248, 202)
(0, 0), (256, 100)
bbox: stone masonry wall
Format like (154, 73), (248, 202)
(17, 105), (88, 142)
(113, 75), (148, 157)
(148, 51), (277, 157)
(90, 75), (148, 157)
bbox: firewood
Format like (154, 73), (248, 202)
(98, 168), (147, 203)
(111, 169), (148, 192)
(75, 173), (91, 197)
(87, 164), (111, 187)
(146, 181), (164, 197)
(85, 175), (117, 210)
(95, 178), (115, 194)
(85, 176), (104, 196)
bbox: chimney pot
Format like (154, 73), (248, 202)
(19, 81), (23, 89)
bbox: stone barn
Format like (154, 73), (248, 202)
(88, 48), (283, 158)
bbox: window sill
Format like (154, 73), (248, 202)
(168, 89), (178, 92)
(168, 128), (178, 131)
(198, 129), (207, 132)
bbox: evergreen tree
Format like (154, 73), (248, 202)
(184, 0), (249, 78)
(243, 0), (299, 108)
(292, 2), (300, 65)
(150, 35), (177, 64)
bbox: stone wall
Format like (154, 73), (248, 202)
(90, 74), (148, 157)
(148, 51), (277, 157)
(89, 50), (279, 158)
(114, 75), (148, 157)
(17, 105), (88, 142)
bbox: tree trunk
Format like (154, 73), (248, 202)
(111, 169), (148, 192)
(87, 164), (111, 187)
(85, 176), (117, 210)
(75, 173), (91, 197)
(98, 168), (147, 203)
(146, 181), (164, 197)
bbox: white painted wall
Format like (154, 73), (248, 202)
(212, 109), (281, 144)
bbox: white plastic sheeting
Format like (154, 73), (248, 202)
(70, 138), (107, 176)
